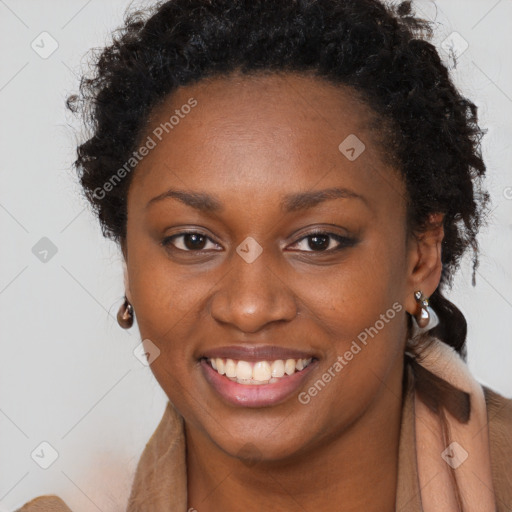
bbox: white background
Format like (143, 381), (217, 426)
(1, 0), (511, 510)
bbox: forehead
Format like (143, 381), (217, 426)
(129, 71), (405, 215)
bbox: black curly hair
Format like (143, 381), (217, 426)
(67, 0), (489, 358)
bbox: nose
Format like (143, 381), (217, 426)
(209, 252), (298, 333)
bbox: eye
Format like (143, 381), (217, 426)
(161, 229), (356, 254)
(161, 231), (221, 252)
(288, 231), (357, 252)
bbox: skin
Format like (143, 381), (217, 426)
(122, 71), (444, 512)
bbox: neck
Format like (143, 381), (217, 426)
(186, 359), (405, 512)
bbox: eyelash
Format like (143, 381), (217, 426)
(161, 229), (356, 254)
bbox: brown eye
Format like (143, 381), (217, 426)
(289, 232), (357, 252)
(307, 234), (330, 251)
(161, 231), (221, 252)
(183, 233), (207, 250)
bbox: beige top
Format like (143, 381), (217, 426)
(15, 363), (512, 511)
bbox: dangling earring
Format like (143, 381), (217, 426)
(414, 290), (430, 328)
(117, 296), (134, 329)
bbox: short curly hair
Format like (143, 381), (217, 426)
(67, 0), (489, 356)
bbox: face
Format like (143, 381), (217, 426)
(123, 72), (431, 463)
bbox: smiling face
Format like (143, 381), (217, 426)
(122, 71), (438, 464)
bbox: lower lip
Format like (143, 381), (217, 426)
(200, 358), (318, 408)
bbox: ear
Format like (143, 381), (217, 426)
(404, 213), (444, 315)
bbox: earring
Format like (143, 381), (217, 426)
(117, 296), (134, 329)
(414, 290), (430, 328)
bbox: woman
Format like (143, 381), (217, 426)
(17, 0), (511, 510)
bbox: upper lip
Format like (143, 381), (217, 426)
(201, 345), (316, 362)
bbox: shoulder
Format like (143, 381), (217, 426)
(14, 495), (72, 511)
(483, 385), (512, 508)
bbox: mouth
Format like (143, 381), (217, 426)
(203, 356), (314, 385)
(198, 348), (319, 408)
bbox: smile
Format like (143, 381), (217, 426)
(207, 357), (314, 385)
(200, 353), (318, 407)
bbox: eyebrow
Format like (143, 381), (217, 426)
(146, 188), (223, 212)
(281, 187), (368, 212)
(146, 186), (368, 213)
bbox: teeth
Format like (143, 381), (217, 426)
(253, 361), (272, 381)
(271, 360), (285, 378)
(208, 357), (313, 384)
(225, 358), (237, 378)
(284, 359), (296, 375)
(236, 360), (253, 380)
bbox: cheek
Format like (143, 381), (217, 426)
(296, 279), (406, 438)
(300, 235), (406, 341)
(125, 244), (223, 401)
(126, 233), (210, 337)
(129, 270), (210, 364)
(298, 237), (407, 397)
(305, 280), (404, 394)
